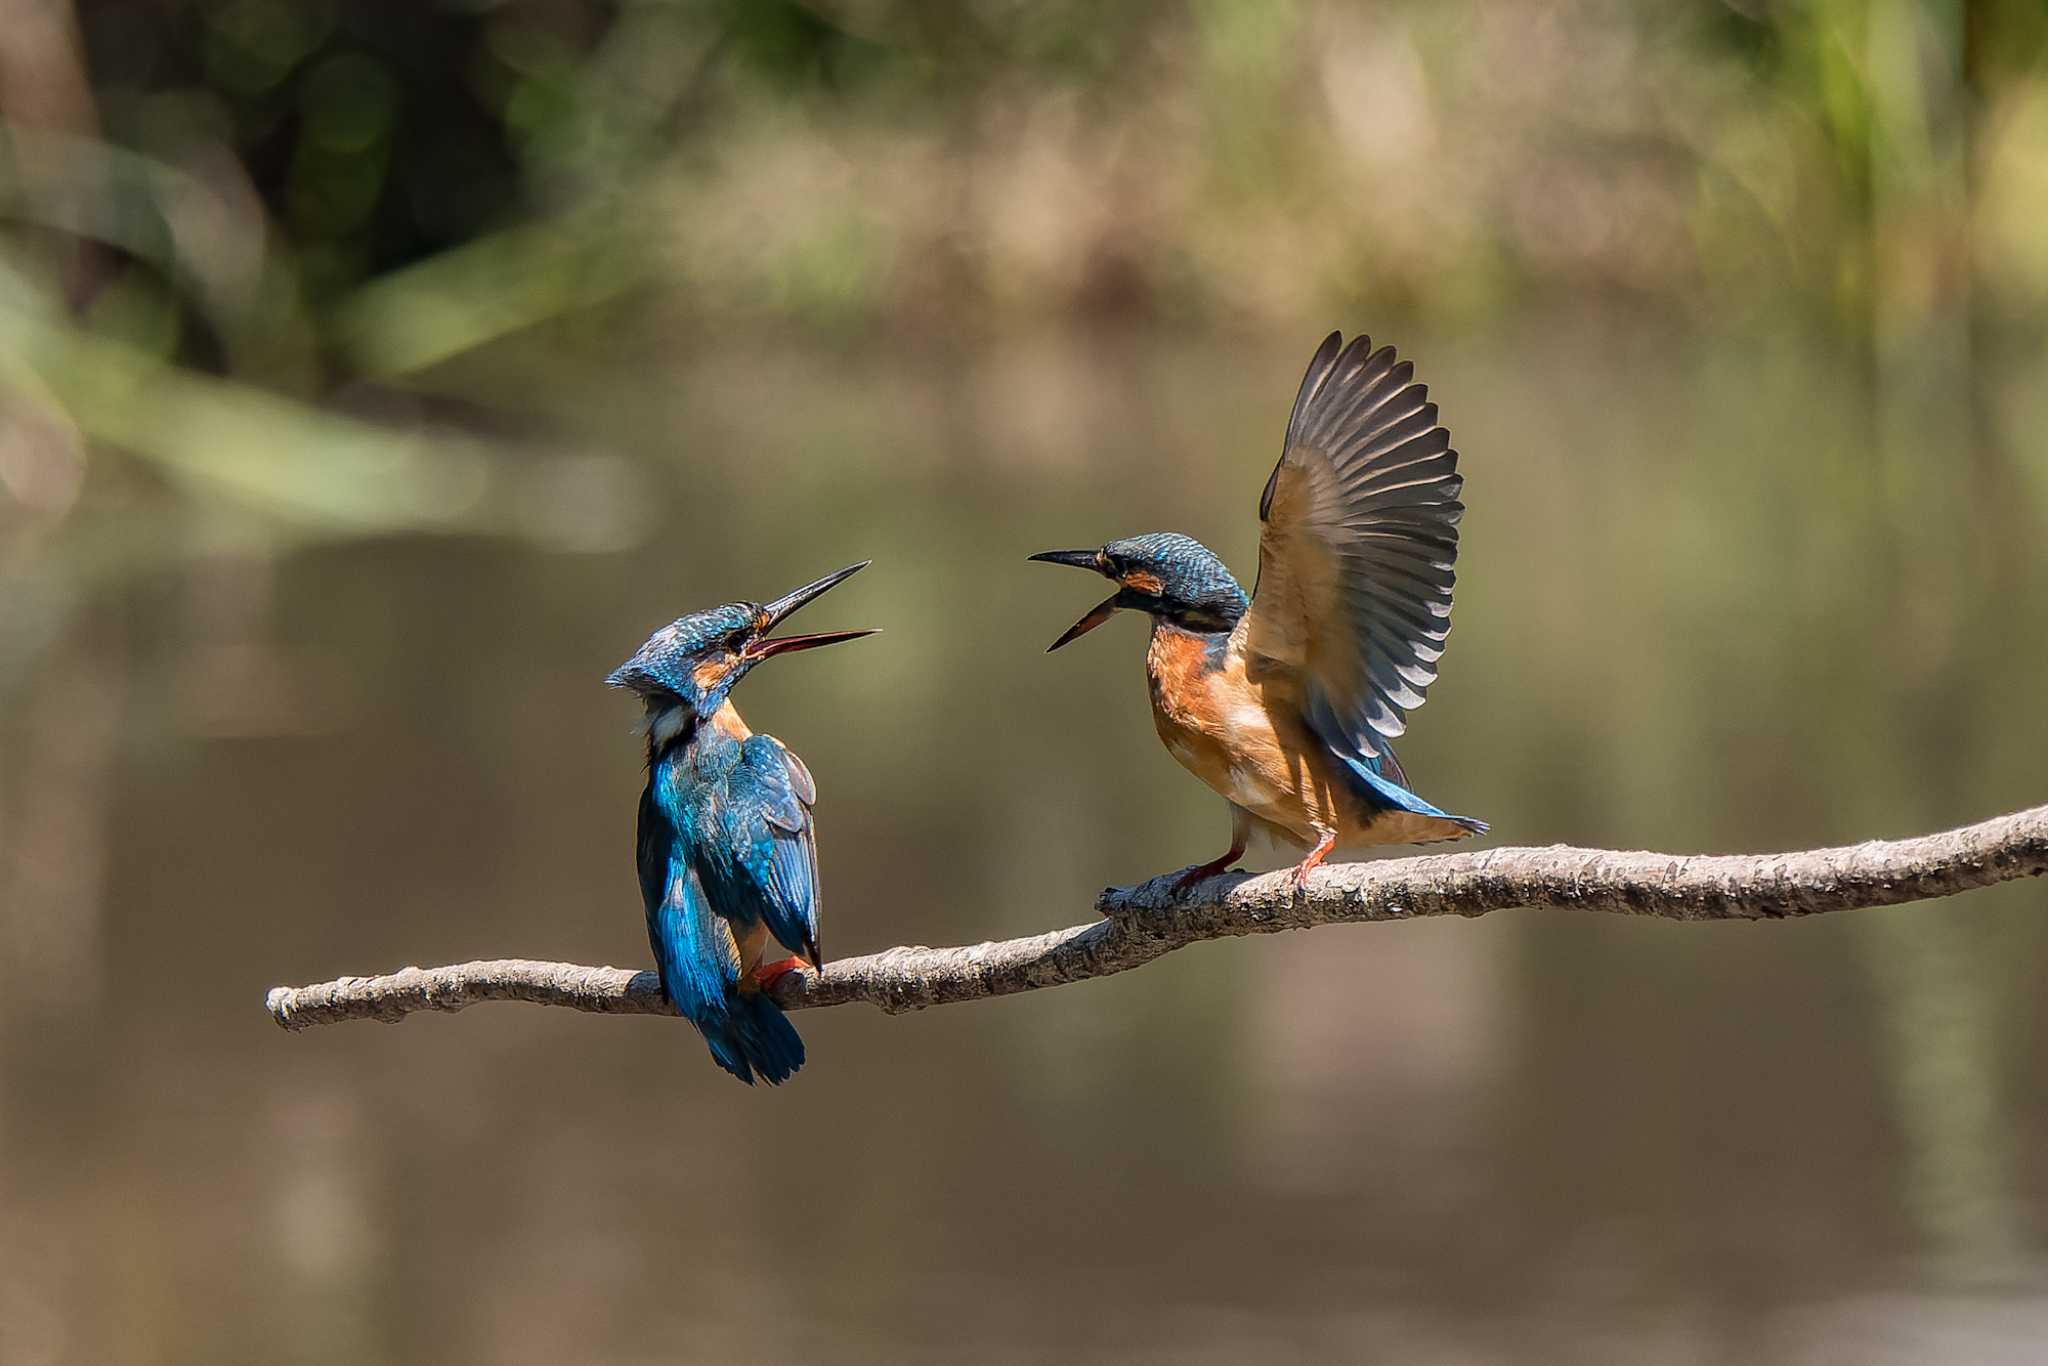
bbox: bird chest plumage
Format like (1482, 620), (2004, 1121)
(1145, 620), (1343, 843)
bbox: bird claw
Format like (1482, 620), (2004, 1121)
(1289, 833), (1337, 894)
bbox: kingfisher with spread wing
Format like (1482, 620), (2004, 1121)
(608, 563), (875, 1085)
(1031, 332), (1484, 890)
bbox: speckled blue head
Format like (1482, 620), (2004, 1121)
(606, 562), (876, 725)
(1029, 532), (1248, 649)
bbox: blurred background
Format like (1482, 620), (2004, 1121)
(3, 1), (2046, 1361)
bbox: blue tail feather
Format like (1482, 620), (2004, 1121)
(685, 991), (805, 1087)
(1302, 702), (1485, 836)
(649, 863), (807, 1085)
(1332, 749), (1488, 835)
(731, 992), (806, 1085)
(692, 1007), (758, 1084)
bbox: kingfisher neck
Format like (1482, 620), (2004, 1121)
(645, 697), (753, 763)
(1148, 615), (1229, 647)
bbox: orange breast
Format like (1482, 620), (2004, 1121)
(1145, 623), (1471, 849)
(734, 917), (769, 984)
(1147, 624), (1336, 842)
(707, 701), (753, 742)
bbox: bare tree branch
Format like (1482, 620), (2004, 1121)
(266, 803), (2048, 1030)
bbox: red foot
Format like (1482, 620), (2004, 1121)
(748, 956), (808, 991)
(1291, 831), (1337, 891)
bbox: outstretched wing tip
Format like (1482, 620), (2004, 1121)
(1249, 328), (1467, 755)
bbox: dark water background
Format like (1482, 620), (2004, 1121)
(3, 317), (2045, 1363)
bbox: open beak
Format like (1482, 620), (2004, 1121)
(1029, 547), (1119, 652)
(1045, 595), (1120, 651)
(747, 562), (879, 660)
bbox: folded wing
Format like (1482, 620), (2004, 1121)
(636, 789), (758, 1079)
(1241, 331), (1464, 774)
(730, 734), (823, 968)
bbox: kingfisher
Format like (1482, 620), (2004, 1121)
(1031, 331), (1485, 891)
(607, 563), (875, 1085)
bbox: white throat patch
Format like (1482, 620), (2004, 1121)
(646, 702), (690, 748)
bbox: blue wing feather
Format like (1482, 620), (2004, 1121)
(734, 734), (822, 967)
(637, 750), (805, 1085)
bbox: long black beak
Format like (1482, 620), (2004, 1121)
(748, 562), (879, 660)
(1028, 548), (1106, 572)
(1029, 547), (1119, 652)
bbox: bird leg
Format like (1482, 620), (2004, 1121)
(747, 956), (809, 992)
(1173, 807), (1253, 894)
(1291, 828), (1337, 891)
(1172, 845), (1245, 895)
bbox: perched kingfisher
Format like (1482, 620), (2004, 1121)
(1032, 331), (1486, 890)
(607, 563), (875, 1085)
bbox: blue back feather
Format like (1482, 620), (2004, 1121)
(638, 737), (810, 1085)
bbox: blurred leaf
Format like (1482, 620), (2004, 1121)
(1, 302), (503, 532)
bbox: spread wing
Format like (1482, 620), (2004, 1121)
(1241, 331), (1464, 769)
(730, 734), (823, 968)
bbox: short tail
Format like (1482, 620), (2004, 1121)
(1332, 750), (1487, 838)
(677, 990), (802, 1086)
(731, 991), (806, 1085)
(651, 873), (808, 1085)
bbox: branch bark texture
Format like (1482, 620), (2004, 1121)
(267, 803), (2048, 1031)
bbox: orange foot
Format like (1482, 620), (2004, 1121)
(1291, 830), (1337, 891)
(749, 956), (808, 991)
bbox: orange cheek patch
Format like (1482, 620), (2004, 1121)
(1123, 569), (1165, 595)
(691, 657), (733, 692)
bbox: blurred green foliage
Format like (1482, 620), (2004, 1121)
(3, 0), (2047, 549)
(17, 2), (2048, 359)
